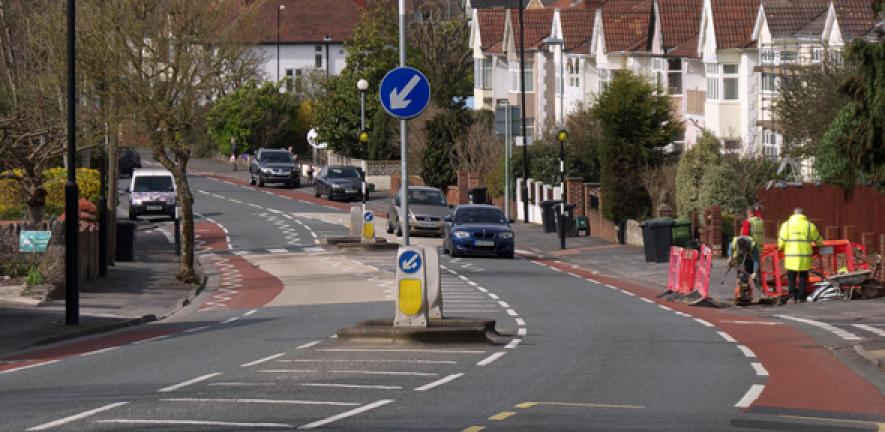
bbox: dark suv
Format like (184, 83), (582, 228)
(249, 148), (300, 188)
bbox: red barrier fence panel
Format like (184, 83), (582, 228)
(677, 248), (699, 294)
(693, 245), (713, 298)
(667, 247), (681, 292)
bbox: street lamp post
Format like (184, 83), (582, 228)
(357, 77), (369, 213)
(518, 0), (529, 224)
(557, 129), (568, 250)
(277, 4), (285, 82)
(65, 0), (79, 325)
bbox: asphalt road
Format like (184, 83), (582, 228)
(1, 169), (882, 431)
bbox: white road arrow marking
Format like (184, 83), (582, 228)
(389, 75), (421, 110)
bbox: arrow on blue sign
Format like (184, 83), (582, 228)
(380, 67), (431, 119)
(399, 250), (422, 274)
(363, 212), (374, 222)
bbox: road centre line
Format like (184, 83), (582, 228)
(298, 399), (395, 430)
(162, 398), (359, 407)
(751, 362), (769, 376)
(415, 373), (465, 391)
(717, 331), (737, 343)
(241, 353), (286, 367)
(157, 372), (222, 393)
(279, 359), (457, 365)
(735, 384), (766, 408)
(477, 352), (506, 367)
(319, 348), (486, 354)
(489, 411), (517, 421)
(220, 317), (239, 324)
(26, 402), (129, 431)
(244, 309), (258, 316)
(302, 383), (401, 390)
(95, 419), (291, 428)
(776, 315), (863, 341)
(296, 340), (322, 349)
(736, 345), (756, 358)
(329, 370), (438, 376)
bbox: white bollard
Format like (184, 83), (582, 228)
(425, 246), (442, 319)
(350, 207), (362, 237)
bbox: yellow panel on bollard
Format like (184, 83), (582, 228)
(394, 246), (428, 327)
(398, 279), (422, 315)
(362, 210), (375, 243)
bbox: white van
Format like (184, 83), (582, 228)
(127, 169), (176, 220)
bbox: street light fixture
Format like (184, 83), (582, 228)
(277, 4), (285, 82)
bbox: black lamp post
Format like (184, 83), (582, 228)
(518, 0), (529, 224)
(65, 0), (79, 325)
(358, 129), (369, 211)
(277, 4), (285, 82)
(557, 129), (568, 250)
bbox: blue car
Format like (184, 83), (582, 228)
(443, 205), (515, 259)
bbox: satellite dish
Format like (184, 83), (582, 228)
(307, 128), (328, 149)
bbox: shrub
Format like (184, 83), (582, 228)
(25, 268), (44, 286)
(676, 131), (721, 217)
(698, 163), (748, 216)
(42, 168), (100, 215)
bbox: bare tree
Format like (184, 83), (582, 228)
(453, 110), (502, 181)
(82, 0), (262, 283)
(642, 163), (677, 216)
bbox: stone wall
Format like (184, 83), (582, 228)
(0, 219), (99, 289)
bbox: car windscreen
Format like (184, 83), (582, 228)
(408, 190), (446, 206)
(261, 152), (292, 163)
(454, 208), (506, 224)
(133, 176), (174, 192)
(327, 167), (360, 178)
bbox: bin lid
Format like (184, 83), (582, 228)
(642, 218), (674, 228)
(540, 200), (563, 207)
(468, 187), (487, 192)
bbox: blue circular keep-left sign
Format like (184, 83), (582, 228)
(363, 212), (374, 222)
(379, 67), (431, 119)
(398, 250), (422, 274)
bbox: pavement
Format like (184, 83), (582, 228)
(0, 195), (203, 359)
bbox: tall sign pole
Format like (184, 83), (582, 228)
(519, 0), (529, 223)
(399, 0), (409, 246)
(65, 0), (79, 325)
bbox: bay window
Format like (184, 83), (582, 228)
(510, 60), (533, 92)
(667, 58), (682, 95)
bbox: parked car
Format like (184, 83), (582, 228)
(127, 169), (176, 221)
(386, 186), (451, 237)
(443, 205), (515, 258)
(249, 148), (301, 188)
(118, 147), (142, 177)
(314, 165), (369, 201)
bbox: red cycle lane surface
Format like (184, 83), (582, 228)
(195, 220), (283, 311)
(533, 256), (885, 420)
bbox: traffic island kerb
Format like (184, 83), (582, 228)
(323, 236), (400, 250)
(336, 318), (501, 344)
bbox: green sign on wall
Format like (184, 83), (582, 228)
(19, 231), (52, 253)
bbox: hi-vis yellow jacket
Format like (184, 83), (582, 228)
(777, 214), (823, 271)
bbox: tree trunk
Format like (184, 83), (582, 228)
(176, 171), (197, 284)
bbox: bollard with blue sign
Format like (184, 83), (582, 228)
(394, 246), (428, 327)
(361, 210), (375, 243)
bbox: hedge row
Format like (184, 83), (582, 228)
(0, 168), (100, 219)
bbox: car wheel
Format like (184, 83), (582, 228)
(293, 180), (301, 189)
(285, 180), (293, 189)
(395, 226), (402, 237)
(386, 223), (394, 234)
(314, 186), (321, 198)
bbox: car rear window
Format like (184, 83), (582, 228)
(133, 176), (174, 192)
(454, 208), (506, 224)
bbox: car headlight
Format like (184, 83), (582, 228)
(260, 167), (273, 174)
(332, 184), (344, 189)
(132, 199), (143, 205)
(498, 232), (514, 239)
(453, 231), (471, 239)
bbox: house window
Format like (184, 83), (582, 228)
(294, 69), (304, 94)
(284, 69), (294, 92)
(780, 51), (797, 63)
(568, 58), (581, 87)
(510, 61), (533, 92)
(667, 58), (682, 95)
(722, 64), (738, 100)
(724, 139), (741, 151)
(598, 68), (610, 93)
(761, 48), (775, 64)
(761, 72), (777, 93)
(474, 56), (494, 90)
(811, 47), (822, 63)
(762, 130), (780, 159)
(705, 64), (719, 100)
(653, 58), (665, 93)
(315, 46), (323, 69)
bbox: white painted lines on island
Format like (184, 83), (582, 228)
(96, 419), (291, 429)
(241, 353), (287, 368)
(751, 362), (769, 376)
(298, 399), (395, 430)
(477, 352), (506, 367)
(414, 373), (465, 391)
(517, 327), (527, 337)
(852, 324), (885, 337)
(506, 309), (518, 317)
(296, 340), (322, 350)
(505, 338), (522, 349)
(26, 402), (129, 431)
(735, 384), (766, 409)
(162, 397), (360, 407)
(157, 372), (222, 393)
(220, 316), (240, 325)
(776, 315), (863, 341)
(243, 309), (258, 316)
(302, 383), (401, 390)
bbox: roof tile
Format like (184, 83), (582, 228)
(711, 0), (761, 49)
(658, 0), (703, 50)
(258, 0), (363, 44)
(478, 9), (507, 50)
(601, 0), (652, 52)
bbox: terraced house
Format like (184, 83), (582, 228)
(470, 0), (881, 167)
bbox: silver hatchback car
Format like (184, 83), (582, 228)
(386, 186), (452, 237)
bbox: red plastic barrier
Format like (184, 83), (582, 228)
(666, 247), (681, 292)
(676, 248), (699, 294)
(758, 240), (870, 298)
(693, 245), (713, 298)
